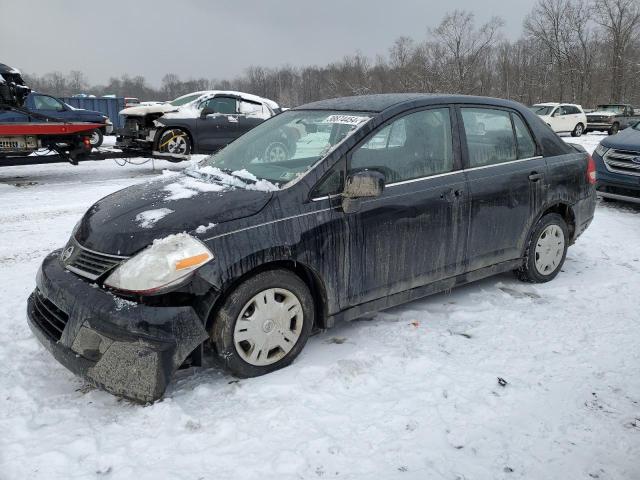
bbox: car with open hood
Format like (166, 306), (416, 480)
(116, 90), (282, 158)
(28, 94), (596, 402)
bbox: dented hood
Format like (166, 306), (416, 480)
(119, 103), (177, 117)
(74, 174), (272, 256)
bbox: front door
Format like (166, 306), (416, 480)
(340, 107), (469, 307)
(196, 96), (242, 152)
(458, 106), (547, 271)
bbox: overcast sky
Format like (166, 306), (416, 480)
(1, 0), (537, 86)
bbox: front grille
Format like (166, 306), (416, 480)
(588, 116), (607, 122)
(63, 239), (128, 281)
(31, 289), (69, 342)
(603, 149), (640, 177)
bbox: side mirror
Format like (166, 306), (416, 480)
(342, 170), (385, 214)
(200, 107), (215, 118)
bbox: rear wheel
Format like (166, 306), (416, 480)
(515, 213), (568, 283)
(571, 123), (584, 137)
(210, 269), (314, 378)
(157, 128), (191, 155)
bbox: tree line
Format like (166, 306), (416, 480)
(23, 0), (640, 108)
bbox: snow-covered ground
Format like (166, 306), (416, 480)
(0, 134), (638, 480)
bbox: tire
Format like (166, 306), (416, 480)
(571, 123), (584, 137)
(515, 213), (569, 283)
(157, 128), (191, 155)
(608, 123), (619, 135)
(210, 269), (314, 378)
(264, 141), (290, 162)
(89, 129), (103, 148)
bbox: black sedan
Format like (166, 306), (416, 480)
(28, 94), (596, 402)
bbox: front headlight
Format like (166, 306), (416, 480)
(104, 233), (213, 294)
(594, 144), (609, 157)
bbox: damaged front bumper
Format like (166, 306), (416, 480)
(27, 251), (209, 403)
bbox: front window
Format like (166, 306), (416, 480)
(531, 105), (554, 116)
(201, 96), (237, 114)
(597, 104), (625, 114)
(33, 95), (65, 111)
(200, 110), (371, 185)
(633, 121), (640, 131)
(170, 94), (202, 107)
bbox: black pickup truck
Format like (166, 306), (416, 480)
(585, 104), (640, 135)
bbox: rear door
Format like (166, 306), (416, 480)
(458, 106), (545, 271)
(339, 106), (469, 306)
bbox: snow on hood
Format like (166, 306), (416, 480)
(135, 208), (174, 229)
(75, 170), (275, 255)
(163, 166), (279, 200)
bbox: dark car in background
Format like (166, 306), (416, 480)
(27, 94), (596, 402)
(586, 104), (640, 135)
(0, 92), (112, 147)
(593, 121), (640, 203)
(116, 90), (285, 158)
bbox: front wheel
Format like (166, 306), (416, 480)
(210, 269), (314, 378)
(89, 129), (104, 148)
(608, 123), (620, 135)
(571, 123), (584, 137)
(157, 128), (191, 155)
(515, 213), (568, 283)
(264, 141), (290, 162)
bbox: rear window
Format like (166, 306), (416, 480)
(461, 107), (536, 167)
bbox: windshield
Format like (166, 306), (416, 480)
(199, 110), (372, 185)
(170, 94), (202, 107)
(532, 105), (555, 116)
(597, 105), (625, 113)
(634, 121), (640, 131)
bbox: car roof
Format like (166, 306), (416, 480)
(180, 90), (279, 109)
(294, 93), (530, 113)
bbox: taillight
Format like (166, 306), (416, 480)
(586, 155), (596, 184)
(83, 137), (91, 149)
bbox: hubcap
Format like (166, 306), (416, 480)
(534, 224), (565, 275)
(90, 131), (100, 145)
(161, 130), (188, 154)
(266, 143), (287, 162)
(233, 288), (304, 366)
(575, 124), (583, 135)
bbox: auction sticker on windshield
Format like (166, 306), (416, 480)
(322, 114), (370, 125)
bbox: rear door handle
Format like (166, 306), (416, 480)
(528, 172), (544, 182)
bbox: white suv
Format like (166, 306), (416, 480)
(531, 103), (587, 137)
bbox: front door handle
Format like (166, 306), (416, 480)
(528, 172), (544, 182)
(440, 188), (463, 202)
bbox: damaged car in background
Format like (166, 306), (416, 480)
(27, 94), (595, 403)
(116, 90), (283, 158)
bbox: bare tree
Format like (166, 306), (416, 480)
(593, 0), (640, 101)
(430, 10), (504, 94)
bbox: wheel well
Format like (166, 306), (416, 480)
(540, 203), (576, 239)
(205, 261), (329, 332)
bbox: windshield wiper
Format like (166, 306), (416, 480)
(184, 166), (256, 187)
